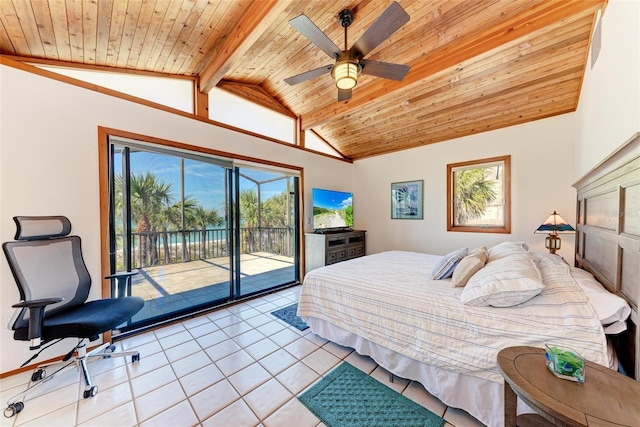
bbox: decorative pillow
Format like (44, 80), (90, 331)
(460, 252), (544, 307)
(451, 248), (487, 288)
(487, 241), (529, 262)
(432, 248), (469, 280)
(468, 246), (488, 260)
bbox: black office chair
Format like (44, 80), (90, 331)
(2, 216), (144, 418)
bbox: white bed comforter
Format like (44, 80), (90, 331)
(298, 251), (609, 383)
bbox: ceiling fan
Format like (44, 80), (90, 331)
(284, 1), (411, 102)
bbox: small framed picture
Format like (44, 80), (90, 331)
(391, 180), (423, 219)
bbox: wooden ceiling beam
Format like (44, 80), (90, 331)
(299, 0), (603, 130)
(198, 0), (289, 94)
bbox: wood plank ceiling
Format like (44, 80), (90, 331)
(0, 0), (605, 160)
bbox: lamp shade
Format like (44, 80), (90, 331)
(534, 211), (575, 234)
(333, 61), (358, 90)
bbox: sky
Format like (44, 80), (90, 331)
(312, 188), (353, 210)
(114, 149), (289, 212)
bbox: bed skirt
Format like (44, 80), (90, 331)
(307, 316), (537, 427)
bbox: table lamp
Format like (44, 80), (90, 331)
(534, 211), (575, 254)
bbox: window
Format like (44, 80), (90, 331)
(304, 130), (343, 158)
(447, 155), (511, 233)
(208, 88), (295, 143)
(35, 65), (194, 112)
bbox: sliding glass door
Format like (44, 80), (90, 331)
(234, 167), (299, 298)
(107, 138), (300, 332)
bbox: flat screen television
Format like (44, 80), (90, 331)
(312, 188), (353, 232)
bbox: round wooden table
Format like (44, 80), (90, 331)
(497, 346), (640, 427)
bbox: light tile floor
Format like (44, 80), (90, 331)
(0, 286), (486, 427)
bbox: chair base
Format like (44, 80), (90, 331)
(4, 338), (140, 418)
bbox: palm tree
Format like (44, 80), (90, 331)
(239, 189), (259, 253)
(158, 196), (198, 263)
(262, 192), (289, 227)
(129, 172), (174, 266)
(262, 191), (294, 255)
(454, 168), (497, 225)
(189, 206), (223, 259)
(239, 189), (259, 227)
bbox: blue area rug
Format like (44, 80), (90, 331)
(270, 303), (308, 331)
(299, 362), (445, 427)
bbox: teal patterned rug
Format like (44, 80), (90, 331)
(270, 303), (308, 331)
(299, 362), (445, 427)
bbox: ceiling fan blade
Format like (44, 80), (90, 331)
(352, 1), (410, 58)
(284, 65), (333, 85)
(360, 59), (410, 81)
(338, 88), (352, 102)
(289, 15), (341, 59)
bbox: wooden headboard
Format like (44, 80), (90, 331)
(573, 132), (640, 380)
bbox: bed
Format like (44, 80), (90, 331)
(298, 134), (639, 427)
(299, 248), (625, 426)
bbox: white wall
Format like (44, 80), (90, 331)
(353, 113), (577, 258)
(0, 64), (351, 373)
(575, 0), (640, 177)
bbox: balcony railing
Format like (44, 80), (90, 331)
(118, 227), (294, 270)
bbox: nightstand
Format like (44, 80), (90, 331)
(497, 346), (640, 426)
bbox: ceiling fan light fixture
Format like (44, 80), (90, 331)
(333, 61), (359, 90)
(285, 2), (410, 101)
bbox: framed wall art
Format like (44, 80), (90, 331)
(391, 180), (423, 219)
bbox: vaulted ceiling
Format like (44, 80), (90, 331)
(0, 0), (605, 160)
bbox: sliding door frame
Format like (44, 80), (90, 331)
(98, 127), (304, 337)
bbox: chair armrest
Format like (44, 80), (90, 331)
(12, 297), (64, 309)
(105, 271), (138, 298)
(104, 271), (138, 280)
(12, 297), (64, 349)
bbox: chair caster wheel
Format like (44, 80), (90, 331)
(83, 386), (98, 398)
(104, 344), (116, 358)
(4, 401), (24, 418)
(132, 353), (140, 363)
(31, 368), (46, 382)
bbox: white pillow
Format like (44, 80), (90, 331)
(532, 251), (565, 263)
(461, 252), (544, 307)
(432, 248), (468, 280)
(570, 267), (631, 333)
(451, 247), (488, 288)
(531, 253), (631, 334)
(487, 241), (529, 262)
